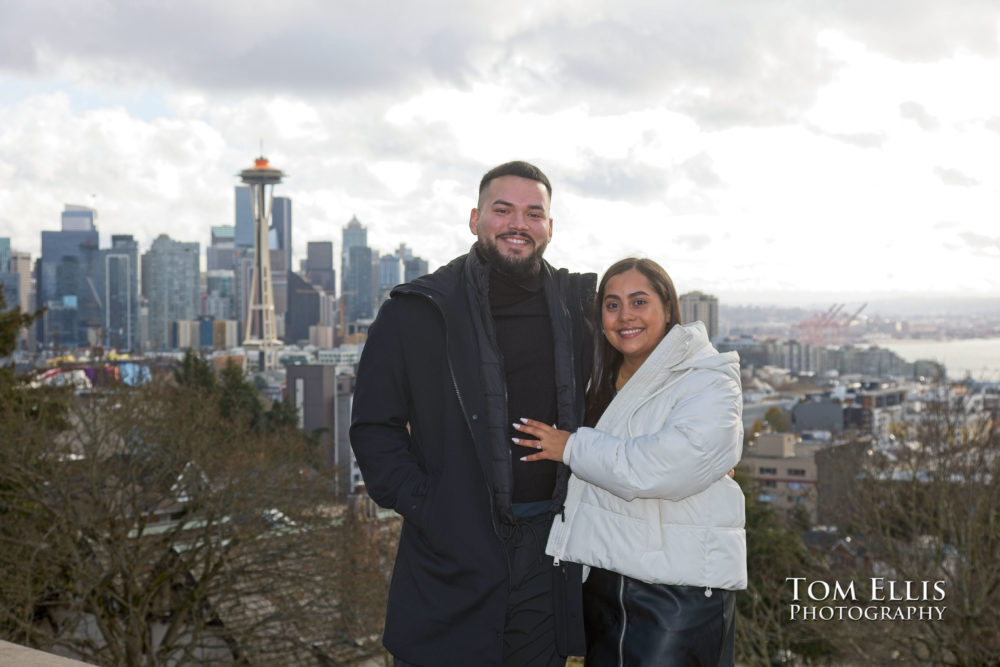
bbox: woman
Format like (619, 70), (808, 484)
(517, 257), (746, 665)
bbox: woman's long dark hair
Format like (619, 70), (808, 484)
(583, 258), (681, 427)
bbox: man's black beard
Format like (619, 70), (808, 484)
(479, 239), (545, 281)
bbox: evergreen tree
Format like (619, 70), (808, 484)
(735, 471), (839, 664)
(213, 359), (262, 431)
(172, 348), (216, 394)
(0, 293), (68, 430)
(262, 394), (300, 433)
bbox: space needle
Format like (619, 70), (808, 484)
(239, 155), (284, 372)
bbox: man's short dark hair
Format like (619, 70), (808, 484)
(478, 161), (552, 202)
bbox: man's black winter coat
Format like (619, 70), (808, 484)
(350, 249), (595, 665)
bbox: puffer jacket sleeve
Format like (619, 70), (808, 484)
(350, 298), (430, 527)
(564, 368), (742, 502)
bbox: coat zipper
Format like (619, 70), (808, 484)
(617, 573), (627, 667)
(550, 272), (579, 569)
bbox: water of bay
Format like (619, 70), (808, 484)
(875, 337), (1000, 381)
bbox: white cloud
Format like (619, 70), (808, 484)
(1, 1), (999, 305)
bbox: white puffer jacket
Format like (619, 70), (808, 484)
(546, 322), (747, 590)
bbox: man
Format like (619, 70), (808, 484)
(350, 161), (595, 666)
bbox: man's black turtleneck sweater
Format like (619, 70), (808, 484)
(489, 267), (558, 503)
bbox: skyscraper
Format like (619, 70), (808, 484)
(340, 216), (374, 325)
(344, 245), (374, 324)
(61, 204), (97, 232)
(142, 235), (200, 350)
(0, 238), (13, 326)
(286, 271), (320, 344)
(392, 243), (428, 282)
(378, 253), (404, 306)
(341, 215), (367, 258)
(234, 186), (254, 250)
(204, 270), (236, 321)
(404, 256), (429, 282)
(271, 196), (292, 268)
(39, 205), (101, 347)
(305, 241), (336, 293)
(269, 195), (291, 318)
(679, 291), (719, 340)
(232, 249), (253, 338)
(378, 254), (403, 290)
(0, 274), (19, 320)
(232, 189), (255, 340)
(207, 225), (236, 271)
(0, 238), (18, 324)
(102, 235), (140, 352)
(9, 250), (33, 320)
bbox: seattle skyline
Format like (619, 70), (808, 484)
(1, 1), (999, 308)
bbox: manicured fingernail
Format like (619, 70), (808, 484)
(519, 418), (528, 423)
(519, 456), (528, 461)
(511, 437), (520, 444)
(536, 444), (542, 449)
(512, 423), (521, 429)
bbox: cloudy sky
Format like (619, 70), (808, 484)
(1, 0), (998, 306)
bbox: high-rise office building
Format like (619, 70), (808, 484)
(207, 225), (236, 271)
(61, 204), (97, 232)
(344, 245), (374, 324)
(102, 235), (140, 352)
(404, 256), (429, 282)
(341, 216), (374, 325)
(679, 291), (719, 340)
(142, 235), (200, 350)
(378, 254), (404, 295)
(270, 246), (288, 321)
(269, 195), (291, 318)
(234, 187), (254, 250)
(286, 271), (320, 344)
(290, 242), (337, 345)
(231, 189), (255, 337)
(0, 273), (19, 319)
(39, 205), (101, 347)
(393, 243), (429, 282)
(0, 243), (18, 324)
(204, 269), (236, 321)
(12, 252), (36, 350)
(305, 241), (336, 293)
(286, 366), (356, 494)
(0, 237), (10, 272)
(8, 250), (33, 315)
(232, 248), (254, 336)
(0, 238), (13, 317)
(341, 215), (367, 258)
(271, 196), (292, 268)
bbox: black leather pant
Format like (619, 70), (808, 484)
(583, 567), (735, 666)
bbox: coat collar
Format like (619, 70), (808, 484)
(596, 322), (720, 431)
